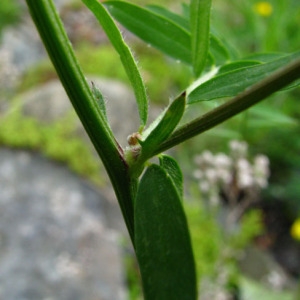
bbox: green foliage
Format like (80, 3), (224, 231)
(212, 0), (300, 54)
(188, 51), (300, 103)
(229, 210), (263, 250)
(103, 1), (300, 106)
(105, 1), (229, 71)
(105, 1), (191, 64)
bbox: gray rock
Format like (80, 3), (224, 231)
(239, 246), (297, 290)
(0, 148), (127, 300)
(0, 0), (107, 98)
(1, 0), (90, 72)
(0, 18), (45, 74)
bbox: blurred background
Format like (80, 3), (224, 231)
(0, 0), (300, 299)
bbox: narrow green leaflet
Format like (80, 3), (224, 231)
(218, 60), (261, 74)
(188, 51), (300, 103)
(105, 1), (229, 70)
(190, 0), (212, 77)
(104, 1), (192, 64)
(159, 154), (183, 198)
(140, 93), (186, 159)
(146, 4), (190, 31)
(135, 164), (197, 300)
(244, 52), (286, 62)
(83, 0), (148, 126)
(209, 35), (230, 66)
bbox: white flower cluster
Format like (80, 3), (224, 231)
(193, 140), (270, 206)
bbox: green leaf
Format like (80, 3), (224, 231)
(190, 0), (212, 77)
(104, 0), (192, 64)
(209, 34), (230, 66)
(244, 52), (286, 62)
(135, 164), (197, 300)
(159, 154), (183, 198)
(218, 60), (261, 74)
(140, 93), (186, 159)
(243, 53), (300, 90)
(83, 0), (148, 126)
(105, 1), (229, 71)
(146, 4), (190, 31)
(188, 51), (300, 103)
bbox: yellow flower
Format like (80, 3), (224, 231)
(290, 218), (300, 240)
(253, 2), (273, 17)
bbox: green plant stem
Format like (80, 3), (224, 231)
(25, 0), (135, 243)
(156, 58), (300, 154)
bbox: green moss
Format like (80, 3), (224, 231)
(184, 199), (263, 284)
(0, 105), (104, 186)
(0, 0), (21, 34)
(184, 202), (222, 279)
(229, 210), (263, 249)
(123, 249), (143, 300)
(18, 60), (57, 92)
(76, 44), (128, 81)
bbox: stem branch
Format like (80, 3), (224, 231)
(156, 58), (300, 154)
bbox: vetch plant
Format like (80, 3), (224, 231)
(25, 0), (300, 298)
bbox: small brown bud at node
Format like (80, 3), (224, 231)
(127, 132), (142, 146)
